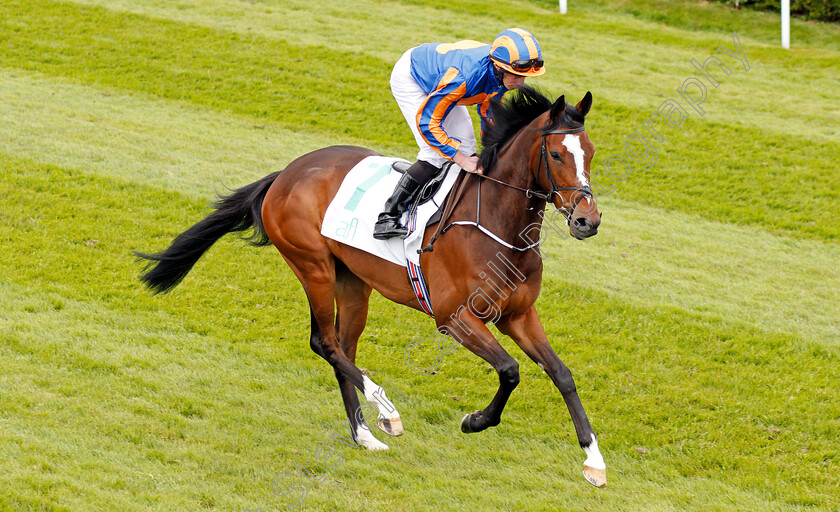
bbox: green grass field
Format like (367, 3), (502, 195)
(1, 1), (838, 511)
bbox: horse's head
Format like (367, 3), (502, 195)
(536, 92), (601, 240)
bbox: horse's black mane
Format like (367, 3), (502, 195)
(478, 86), (585, 173)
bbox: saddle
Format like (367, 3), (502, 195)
(391, 160), (454, 216)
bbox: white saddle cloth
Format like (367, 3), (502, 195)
(320, 156), (460, 267)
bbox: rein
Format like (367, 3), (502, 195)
(418, 125), (594, 254)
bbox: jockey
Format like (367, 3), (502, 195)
(373, 28), (546, 240)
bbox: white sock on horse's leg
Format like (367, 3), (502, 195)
(582, 433), (607, 487)
(362, 375), (404, 437)
(583, 433), (605, 470)
(355, 424), (389, 451)
(362, 375), (400, 420)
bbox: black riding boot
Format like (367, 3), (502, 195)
(373, 171), (423, 240)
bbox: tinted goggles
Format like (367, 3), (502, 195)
(509, 57), (544, 72)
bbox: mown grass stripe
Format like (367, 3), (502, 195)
(0, 282), (329, 512)
(0, 0), (404, 146)
(66, 0), (840, 144)
(562, 0), (840, 51)
(543, 193), (840, 346)
(0, 69), (407, 200)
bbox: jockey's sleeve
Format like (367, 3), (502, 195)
(477, 90), (504, 137)
(416, 67), (468, 160)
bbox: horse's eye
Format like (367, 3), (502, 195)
(550, 151), (562, 160)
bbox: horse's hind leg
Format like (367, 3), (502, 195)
(331, 264), (403, 447)
(307, 306), (386, 451)
(259, 148), (400, 448)
(291, 254), (401, 450)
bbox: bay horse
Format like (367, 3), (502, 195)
(136, 87), (607, 487)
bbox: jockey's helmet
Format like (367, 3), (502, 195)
(490, 28), (546, 77)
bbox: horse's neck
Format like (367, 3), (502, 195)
(458, 129), (546, 246)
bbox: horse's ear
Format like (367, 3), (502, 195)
(550, 95), (566, 121)
(576, 91), (593, 117)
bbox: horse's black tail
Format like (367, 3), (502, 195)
(135, 171), (281, 294)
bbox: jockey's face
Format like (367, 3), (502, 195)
(502, 72), (527, 90)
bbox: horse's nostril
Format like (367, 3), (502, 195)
(574, 217), (589, 228)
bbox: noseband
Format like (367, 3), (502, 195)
(536, 125), (594, 221)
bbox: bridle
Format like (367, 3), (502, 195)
(418, 123), (596, 254)
(478, 124), (595, 222)
(537, 125), (595, 220)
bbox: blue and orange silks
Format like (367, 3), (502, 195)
(409, 41), (508, 160)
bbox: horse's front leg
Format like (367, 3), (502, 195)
(496, 306), (607, 487)
(438, 312), (520, 434)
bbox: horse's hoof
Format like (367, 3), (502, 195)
(460, 411), (478, 433)
(583, 465), (607, 488)
(379, 416), (404, 437)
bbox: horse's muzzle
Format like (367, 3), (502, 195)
(570, 214), (601, 239)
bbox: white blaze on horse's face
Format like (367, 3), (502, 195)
(561, 134), (590, 192)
